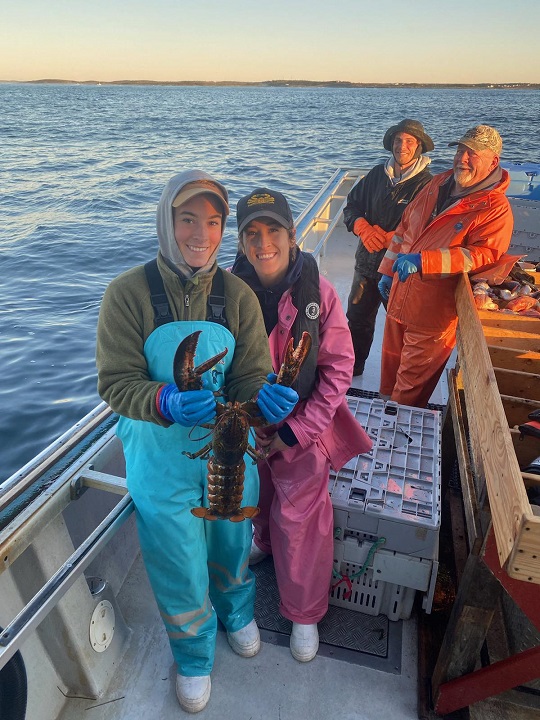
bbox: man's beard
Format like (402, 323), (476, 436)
(454, 167), (474, 187)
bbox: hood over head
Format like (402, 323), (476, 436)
(156, 170), (229, 277)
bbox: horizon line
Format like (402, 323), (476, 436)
(2, 79), (539, 89)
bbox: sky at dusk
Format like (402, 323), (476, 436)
(2, 0), (540, 84)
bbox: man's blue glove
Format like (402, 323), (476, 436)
(158, 384), (216, 426)
(257, 382), (299, 424)
(392, 253), (421, 282)
(378, 274), (393, 301)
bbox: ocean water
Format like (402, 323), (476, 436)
(1, 83), (539, 481)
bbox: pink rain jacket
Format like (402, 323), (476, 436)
(269, 275), (372, 466)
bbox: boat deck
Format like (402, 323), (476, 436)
(56, 553), (420, 720)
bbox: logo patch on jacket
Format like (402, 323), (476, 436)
(305, 302), (320, 320)
(454, 222), (463, 231)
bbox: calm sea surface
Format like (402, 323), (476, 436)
(1, 83), (539, 481)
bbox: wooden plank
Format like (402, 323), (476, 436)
(479, 313), (540, 334)
(494, 368), (540, 401)
(456, 275), (532, 568)
(488, 345), (540, 373)
(507, 512), (540, 584)
(484, 526), (540, 631)
(449, 483), (474, 582)
(448, 369), (483, 552)
(436, 645), (540, 716)
(488, 334), (540, 352)
(479, 315), (540, 351)
(470, 693), (540, 720)
(501, 395), (540, 429)
(432, 553), (501, 705)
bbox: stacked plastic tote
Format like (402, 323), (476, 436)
(328, 398), (441, 621)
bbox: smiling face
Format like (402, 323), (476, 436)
(453, 144), (499, 192)
(173, 194), (223, 268)
(392, 132), (421, 170)
(241, 218), (296, 287)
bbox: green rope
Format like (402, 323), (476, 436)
(332, 536), (387, 581)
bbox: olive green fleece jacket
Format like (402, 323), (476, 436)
(96, 252), (273, 426)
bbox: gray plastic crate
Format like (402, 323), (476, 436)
(330, 535), (439, 618)
(329, 398), (441, 560)
(330, 561), (417, 621)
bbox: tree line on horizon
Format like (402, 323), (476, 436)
(12, 79), (540, 89)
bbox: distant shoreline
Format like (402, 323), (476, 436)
(3, 79), (540, 90)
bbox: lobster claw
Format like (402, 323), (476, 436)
(173, 330), (228, 391)
(275, 331), (312, 387)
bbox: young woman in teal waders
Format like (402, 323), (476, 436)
(96, 171), (299, 713)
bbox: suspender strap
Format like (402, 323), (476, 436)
(290, 252), (320, 400)
(144, 259), (228, 329)
(144, 259), (174, 327)
(207, 267), (227, 326)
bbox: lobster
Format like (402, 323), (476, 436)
(173, 329), (312, 521)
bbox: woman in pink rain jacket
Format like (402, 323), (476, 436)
(232, 187), (372, 663)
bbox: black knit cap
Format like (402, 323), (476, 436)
(383, 119), (434, 153)
(236, 188), (294, 233)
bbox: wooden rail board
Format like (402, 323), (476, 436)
(479, 313), (540, 337)
(501, 394), (540, 429)
(455, 275), (535, 578)
(448, 370), (483, 552)
(481, 331), (540, 352)
(488, 345), (540, 373)
(494, 368), (540, 400)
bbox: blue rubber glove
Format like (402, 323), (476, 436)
(158, 384), (216, 426)
(257, 383), (299, 424)
(378, 274), (393, 301)
(392, 253), (421, 282)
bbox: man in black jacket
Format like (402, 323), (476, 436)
(343, 119), (434, 375)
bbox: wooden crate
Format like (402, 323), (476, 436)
(455, 274), (540, 585)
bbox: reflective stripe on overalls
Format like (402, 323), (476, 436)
(117, 320), (258, 676)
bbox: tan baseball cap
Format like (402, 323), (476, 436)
(448, 125), (502, 156)
(172, 179), (229, 214)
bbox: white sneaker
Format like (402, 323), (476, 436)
(175, 674), (211, 713)
(290, 623), (319, 662)
(227, 619), (261, 658)
(248, 538), (269, 565)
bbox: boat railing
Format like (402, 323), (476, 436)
(0, 492), (133, 671)
(0, 406), (133, 673)
(295, 168), (365, 259)
(0, 402), (114, 512)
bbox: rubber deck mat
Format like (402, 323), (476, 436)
(251, 557), (403, 674)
